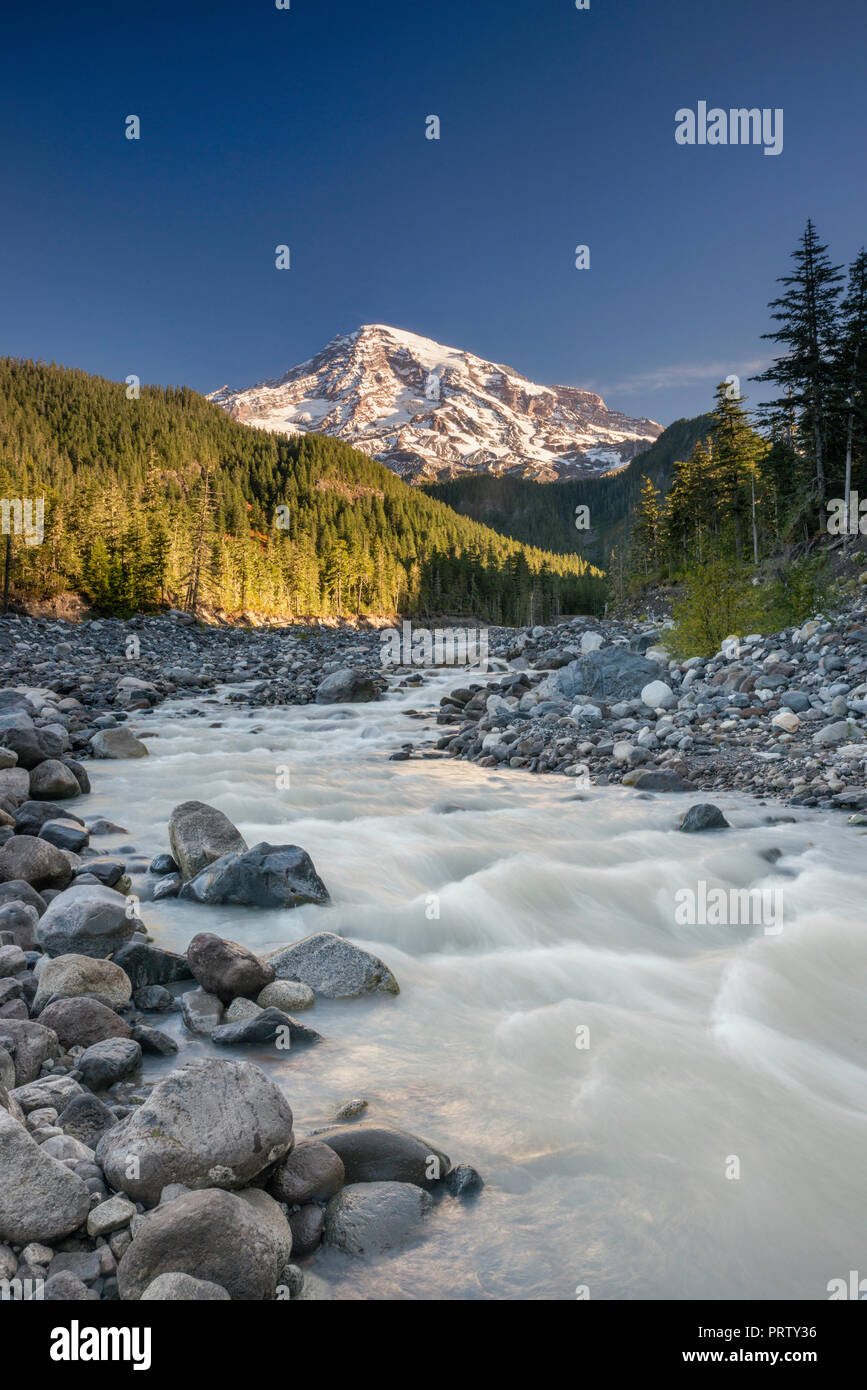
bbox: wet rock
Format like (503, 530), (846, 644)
(179, 988), (224, 1036)
(89, 727), (149, 759)
(29, 759), (81, 800)
(315, 668), (381, 703)
(323, 1181), (433, 1256)
(267, 1139), (345, 1205)
(210, 1006), (321, 1047)
(289, 1204), (324, 1255)
(679, 804), (731, 833)
(180, 842), (330, 909)
(97, 1057), (294, 1202)
(133, 984), (174, 1011)
(39, 818), (90, 853)
(131, 1023), (178, 1056)
(268, 931), (399, 998)
(112, 940), (192, 991)
(445, 1163), (484, 1197)
(185, 932), (274, 1003)
(313, 1125), (450, 1186)
(168, 800), (247, 881)
(257, 979), (315, 1012)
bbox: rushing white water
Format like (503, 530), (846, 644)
(80, 671), (867, 1301)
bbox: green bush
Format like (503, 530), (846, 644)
(667, 558), (767, 658)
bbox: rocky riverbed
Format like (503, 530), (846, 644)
(0, 602), (865, 1301)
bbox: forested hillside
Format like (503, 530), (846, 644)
(425, 414), (713, 566)
(0, 359), (604, 622)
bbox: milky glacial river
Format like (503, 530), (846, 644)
(80, 673), (867, 1300)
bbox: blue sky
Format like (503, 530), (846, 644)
(1, 0), (865, 426)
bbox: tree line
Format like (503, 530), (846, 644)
(0, 358), (605, 623)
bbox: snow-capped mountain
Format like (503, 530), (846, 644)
(207, 324), (662, 483)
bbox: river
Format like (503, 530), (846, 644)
(78, 670), (867, 1300)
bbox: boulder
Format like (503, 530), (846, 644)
(289, 1204), (325, 1256)
(111, 940), (192, 990)
(179, 988), (223, 1036)
(36, 884), (138, 958)
(323, 1181), (433, 1256)
(627, 769), (696, 793)
(140, 1272), (231, 1301)
(312, 1125), (450, 1186)
(33, 953), (132, 1013)
(117, 1188), (285, 1301)
(14, 801), (85, 838)
(180, 842), (330, 909)
(77, 1038), (142, 1091)
(168, 801), (247, 881)
(28, 760), (81, 801)
(38, 997), (132, 1049)
(257, 979), (315, 1012)
(56, 1091), (118, 1147)
(0, 1018), (60, 1085)
(551, 648), (662, 703)
(39, 819), (90, 853)
(97, 1058), (294, 1202)
(185, 932), (274, 1003)
(315, 668), (381, 704)
(0, 1109), (90, 1243)
(268, 931), (399, 998)
(640, 679), (676, 709)
(0, 901), (39, 950)
(89, 728), (149, 759)
(10, 1073), (83, 1113)
(210, 1007), (321, 1047)
(267, 1139), (345, 1205)
(679, 804), (731, 833)
(0, 836), (74, 891)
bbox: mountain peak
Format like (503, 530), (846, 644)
(208, 327), (661, 484)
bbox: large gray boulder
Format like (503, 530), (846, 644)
(117, 1188), (285, 1301)
(97, 1058), (294, 1202)
(315, 668), (382, 704)
(550, 647), (662, 703)
(0, 1018), (60, 1085)
(37, 997), (132, 1048)
(268, 931), (399, 998)
(90, 727), (149, 759)
(77, 1037), (142, 1091)
(28, 759), (81, 801)
(36, 884), (138, 958)
(168, 801), (247, 881)
(179, 843), (330, 909)
(312, 1125), (450, 1185)
(185, 933), (274, 1002)
(33, 953), (132, 1013)
(323, 1181), (433, 1256)
(0, 1109), (90, 1243)
(0, 836), (74, 892)
(140, 1272), (231, 1301)
(267, 1139), (345, 1206)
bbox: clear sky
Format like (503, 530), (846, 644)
(2, 0), (865, 426)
